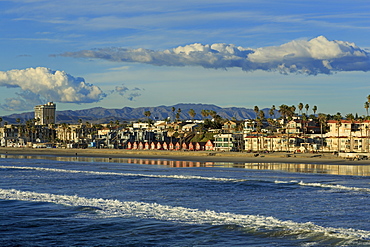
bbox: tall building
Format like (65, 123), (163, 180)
(34, 102), (56, 125)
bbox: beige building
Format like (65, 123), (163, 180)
(34, 102), (56, 125)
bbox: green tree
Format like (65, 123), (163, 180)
(188, 109), (196, 120)
(278, 104), (289, 121)
(312, 105), (318, 115)
(318, 113), (327, 152)
(209, 110), (217, 119)
(201, 109), (209, 119)
(144, 110), (151, 124)
(334, 113), (342, 153)
(305, 104), (309, 114)
(298, 103), (304, 115)
(60, 123), (69, 145)
(290, 105), (296, 117)
(365, 102), (369, 118)
(346, 113), (355, 152)
(176, 108), (182, 121)
(171, 107), (176, 121)
(269, 105), (275, 119)
(258, 110), (265, 120)
(253, 106), (259, 120)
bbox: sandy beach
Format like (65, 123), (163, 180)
(1, 147), (369, 165)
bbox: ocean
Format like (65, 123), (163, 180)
(1, 154), (370, 246)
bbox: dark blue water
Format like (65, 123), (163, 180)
(1, 155), (370, 246)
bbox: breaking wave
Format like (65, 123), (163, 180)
(3, 165), (370, 193)
(275, 180), (370, 193)
(0, 165), (245, 182)
(0, 188), (369, 245)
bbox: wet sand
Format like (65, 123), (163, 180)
(1, 147), (369, 165)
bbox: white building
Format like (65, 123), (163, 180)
(214, 133), (243, 152)
(34, 102), (56, 125)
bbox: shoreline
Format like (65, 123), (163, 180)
(1, 147), (369, 165)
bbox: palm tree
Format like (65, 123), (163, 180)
(171, 107), (176, 122)
(301, 113), (308, 142)
(209, 110), (217, 120)
(253, 106), (259, 120)
(366, 125), (370, 153)
(61, 123), (69, 145)
(334, 113), (342, 153)
(305, 104), (309, 114)
(144, 110), (151, 125)
(298, 103), (304, 115)
(365, 102), (369, 118)
(258, 110), (265, 120)
(346, 113), (355, 152)
(278, 104), (289, 122)
(267, 118), (275, 135)
(188, 109), (196, 120)
(269, 105), (276, 119)
(318, 113), (327, 152)
(290, 105), (296, 117)
(177, 108), (182, 121)
(201, 109), (209, 119)
(312, 105), (318, 115)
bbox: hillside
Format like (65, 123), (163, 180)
(2, 103), (274, 124)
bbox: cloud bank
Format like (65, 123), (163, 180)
(0, 67), (106, 111)
(59, 36), (370, 75)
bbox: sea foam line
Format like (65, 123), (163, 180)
(298, 181), (370, 192)
(1, 188), (370, 243)
(0, 165), (244, 182)
(275, 180), (370, 193)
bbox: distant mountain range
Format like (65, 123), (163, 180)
(1, 103), (276, 124)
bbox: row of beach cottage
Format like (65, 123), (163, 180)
(2, 117), (370, 153)
(126, 140), (215, 151)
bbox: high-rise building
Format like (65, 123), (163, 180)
(34, 102), (56, 125)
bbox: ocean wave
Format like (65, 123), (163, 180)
(298, 181), (370, 192)
(0, 165), (244, 182)
(275, 180), (370, 193)
(0, 188), (369, 245)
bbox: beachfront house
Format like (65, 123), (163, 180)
(214, 133), (243, 152)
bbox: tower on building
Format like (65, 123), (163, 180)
(34, 102), (56, 125)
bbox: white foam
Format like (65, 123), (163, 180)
(1, 188), (369, 243)
(298, 181), (370, 193)
(274, 180), (370, 193)
(274, 180), (299, 184)
(0, 165), (244, 182)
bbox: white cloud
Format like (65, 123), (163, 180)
(114, 84), (143, 101)
(0, 67), (106, 111)
(59, 36), (370, 75)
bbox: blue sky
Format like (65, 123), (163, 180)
(1, 0), (370, 117)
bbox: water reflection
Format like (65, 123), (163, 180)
(1, 154), (370, 176)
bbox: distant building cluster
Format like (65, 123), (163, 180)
(2, 102), (370, 155)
